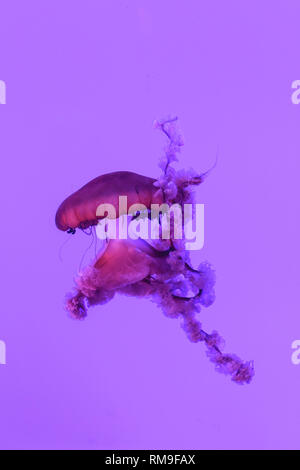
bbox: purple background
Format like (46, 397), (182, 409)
(0, 0), (299, 450)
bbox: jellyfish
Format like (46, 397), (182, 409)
(55, 117), (254, 385)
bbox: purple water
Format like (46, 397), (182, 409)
(0, 0), (299, 450)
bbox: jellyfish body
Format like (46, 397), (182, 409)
(56, 117), (254, 385)
(55, 171), (164, 232)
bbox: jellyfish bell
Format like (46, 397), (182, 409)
(55, 171), (164, 233)
(92, 237), (171, 290)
